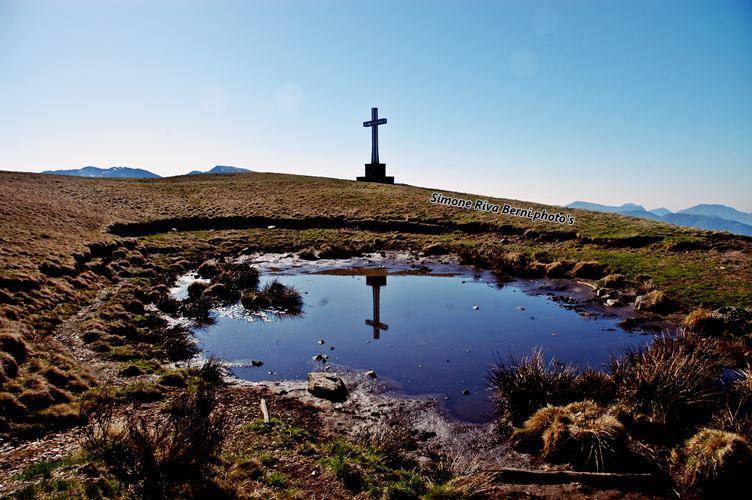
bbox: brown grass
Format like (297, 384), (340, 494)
(674, 428), (751, 495)
(610, 331), (732, 431)
(514, 400), (627, 472)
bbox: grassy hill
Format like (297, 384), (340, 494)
(1, 170), (751, 496)
(1, 170), (750, 311)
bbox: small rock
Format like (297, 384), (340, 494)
(250, 360), (264, 367)
(267, 225), (276, 229)
(472, 305), (479, 310)
(365, 370), (377, 379)
(462, 389), (470, 395)
(516, 306), (526, 311)
(307, 372), (348, 402)
(313, 354), (329, 362)
(318, 339), (325, 345)
(329, 346), (335, 350)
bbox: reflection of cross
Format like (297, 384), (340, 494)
(365, 275), (389, 339)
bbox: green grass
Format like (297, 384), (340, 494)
(242, 418), (310, 445)
(15, 455), (87, 481)
(317, 437), (429, 497)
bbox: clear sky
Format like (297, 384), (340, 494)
(1, 0), (751, 211)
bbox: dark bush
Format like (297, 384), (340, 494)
(610, 331), (731, 431)
(489, 348), (579, 426)
(0, 352), (19, 379)
(0, 333), (28, 363)
(240, 279), (303, 313)
(83, 376), (227, 498)
(159, 326), (199, 362)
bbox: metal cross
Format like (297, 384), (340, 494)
(363, 107), (387, 165)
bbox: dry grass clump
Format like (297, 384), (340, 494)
(0, 333), (28, 363)
(513, 401), (627, 472)
(358, 418), (416, 466)
(610, 331), (731, 431)
(215, 261), (260, 297)
(635, 290), (674, 313)
(83, 374), (227, 497)
(711, 364), (752, 437)
(241, 279), (303, 314)
(598, 273), (627, 289)
(493, 252), (538, 277)
(682, 307), (721, 335)
(673, 428), (752, 496)
(489, 348), (612, 426)
(544, 259), (575, 278)
(572, 261), (608, 279)
(423, 454), (496, 499)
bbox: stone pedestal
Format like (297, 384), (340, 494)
(357, 163), (394, 184)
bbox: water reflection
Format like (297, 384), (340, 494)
(365, 275), (389, 339)
(198, 272), (653, 422)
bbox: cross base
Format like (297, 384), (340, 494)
(357, 163), (393, 184)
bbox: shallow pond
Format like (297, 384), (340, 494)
(189, 258), (653, 422)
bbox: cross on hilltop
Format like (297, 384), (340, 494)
(357, 107), (394, 184)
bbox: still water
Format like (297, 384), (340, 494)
(196, 270), (652, 422)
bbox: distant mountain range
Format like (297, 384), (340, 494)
(42, 166), (161, 178)
(567, 201), (752, 237)
(186, 166), (251, 175)
(42, 165), (252, 178)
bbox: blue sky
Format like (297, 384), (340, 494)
(1, 0), (750, 211)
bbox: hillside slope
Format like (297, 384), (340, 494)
(1, 170), (750, 310)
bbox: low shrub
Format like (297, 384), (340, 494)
(674, 428), (752, 496)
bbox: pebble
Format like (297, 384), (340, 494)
(318, 339), (325, 345)
(366, 370), (377, 378)
(250, 360), (264, 367)
(462, 389), (470, 395)
(472, 305), (479, 310)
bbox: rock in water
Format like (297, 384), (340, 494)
(307, 372), (348, 402)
